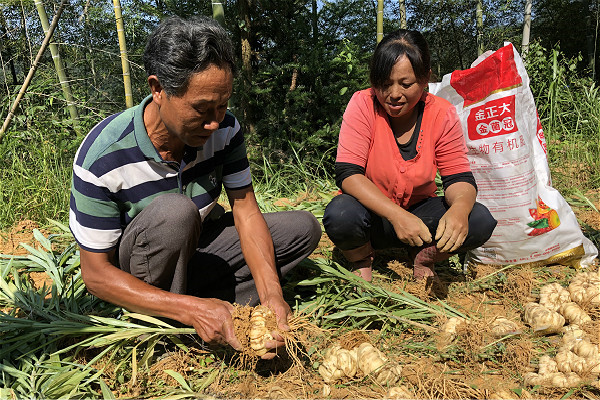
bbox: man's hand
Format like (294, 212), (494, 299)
(260, 294), (291, 359)
(80, 250), (243, 352)
(186, 297), (242, 351)
(390, 211), (433, 247)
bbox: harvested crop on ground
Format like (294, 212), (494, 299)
(232, 304), (323, 367)
(2, 207), (600, 399)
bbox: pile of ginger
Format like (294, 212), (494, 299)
(523, 271), (600, 388)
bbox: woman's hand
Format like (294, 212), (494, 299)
(437, 182), (477, 252)
(435, 206), (469, 252)
(390, 210), (432, 247)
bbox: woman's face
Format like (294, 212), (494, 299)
(374, 55), (429, 120)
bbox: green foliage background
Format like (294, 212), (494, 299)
(0, 0), (599, 228)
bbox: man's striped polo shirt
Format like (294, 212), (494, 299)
(69, 95), (251, 253)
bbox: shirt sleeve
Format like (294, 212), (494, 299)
(336, 91), (375, 168)
(441, 171), (477, 191)
(335, 162), (365, 189)
(222, 116), (252, 190)
(69, 160), (123, 252)
(435, 105), (472, 176)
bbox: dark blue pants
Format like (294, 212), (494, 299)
(323, 194), (496, 252)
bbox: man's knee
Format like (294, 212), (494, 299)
(269, 210), (321, 253)
(295, 210), (322, 252)
(149, 193), (201, 231)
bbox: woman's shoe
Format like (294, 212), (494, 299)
(410, 244), (450, 279)
(341, 242), (374, 282)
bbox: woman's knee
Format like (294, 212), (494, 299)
(323, 194), (371, 247)
(466, 202), (497, 248)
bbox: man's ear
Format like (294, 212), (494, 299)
(148, 75), (164, 106)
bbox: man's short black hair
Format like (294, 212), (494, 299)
(143, 16), (237, 96)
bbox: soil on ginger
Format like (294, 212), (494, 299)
(3, 197), (600, 399)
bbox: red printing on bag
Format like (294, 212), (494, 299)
(467, 95), (518, 141)
(536, 113), (547, 154)
(450, 44), (522, 107)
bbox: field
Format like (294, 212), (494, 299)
(1, 183), (600, 399)
(2, 36), (600, 399)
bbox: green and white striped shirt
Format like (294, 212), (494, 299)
(69, 96), (251, 252)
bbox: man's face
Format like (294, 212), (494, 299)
(155, 64), (233, 148)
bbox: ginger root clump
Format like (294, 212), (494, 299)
(318, 341), (403, 386)
(490, 317), (521, 338)
(559, 302), (592, 326)
(539, 282), (571, 311)
(568, 271), (600, 306)
(248, 305), (274, 356)
(523, 302), (565, 335)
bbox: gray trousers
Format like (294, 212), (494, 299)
(118, 193), (321, 306)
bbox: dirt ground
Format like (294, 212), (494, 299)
(2, 196), (600, 399)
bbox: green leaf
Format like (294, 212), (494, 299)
(339, 87), (348, 96)
(123, 312), (176, 328)
(99, 379), (116, 399)
(196, 368), (218, 392)
(527, 218), (549, 228)
(33, 229), (52, 252)
(164, 370), (193, 392)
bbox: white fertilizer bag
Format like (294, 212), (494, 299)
(429, 43), (597, 268)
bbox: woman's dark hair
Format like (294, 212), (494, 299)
(143, 16), (237, 96)
(369, 29), (431, 89)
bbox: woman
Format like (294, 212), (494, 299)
(323, 29), (496, 282)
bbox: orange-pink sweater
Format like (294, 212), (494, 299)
(336, 88), (471, 208)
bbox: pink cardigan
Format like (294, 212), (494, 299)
(336, 88), (471, 208)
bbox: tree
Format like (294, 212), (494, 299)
(476, 0), (484, 55)
(1, 0), (69, 139)
(34, 0), (79, 120)
(211, 0), (225, 26)
(399, 0), (407, 28)
(377, 0), (383, 43)
(113, 0), (133, 108)
(522, 0), (532, 55)
(532, 0), (597, 78)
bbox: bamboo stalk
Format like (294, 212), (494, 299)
(34, 0), (79, 121)
(398, 0), (406, 29)
(113, 0), (133, 108)
(0, 0), (69, 142)
(211, 0), (225, 26)
(521, 0), (532, 55)
(376, 0), (383, 43)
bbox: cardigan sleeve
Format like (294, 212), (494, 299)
(336, 90), (375, 168)
(434, 105), (472, 177)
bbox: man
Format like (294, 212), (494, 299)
(69, 16), (321, 357)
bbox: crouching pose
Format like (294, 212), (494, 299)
(323, 30), (496, 282)
(70, 16), (321, 358)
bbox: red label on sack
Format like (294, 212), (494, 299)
(536, 113), (547, 154)
(467, 95), (518, 140)
(450, 44), (522, 107)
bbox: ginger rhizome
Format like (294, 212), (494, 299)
(522, 271), (600, 388)
(318, 341), (403, 386)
